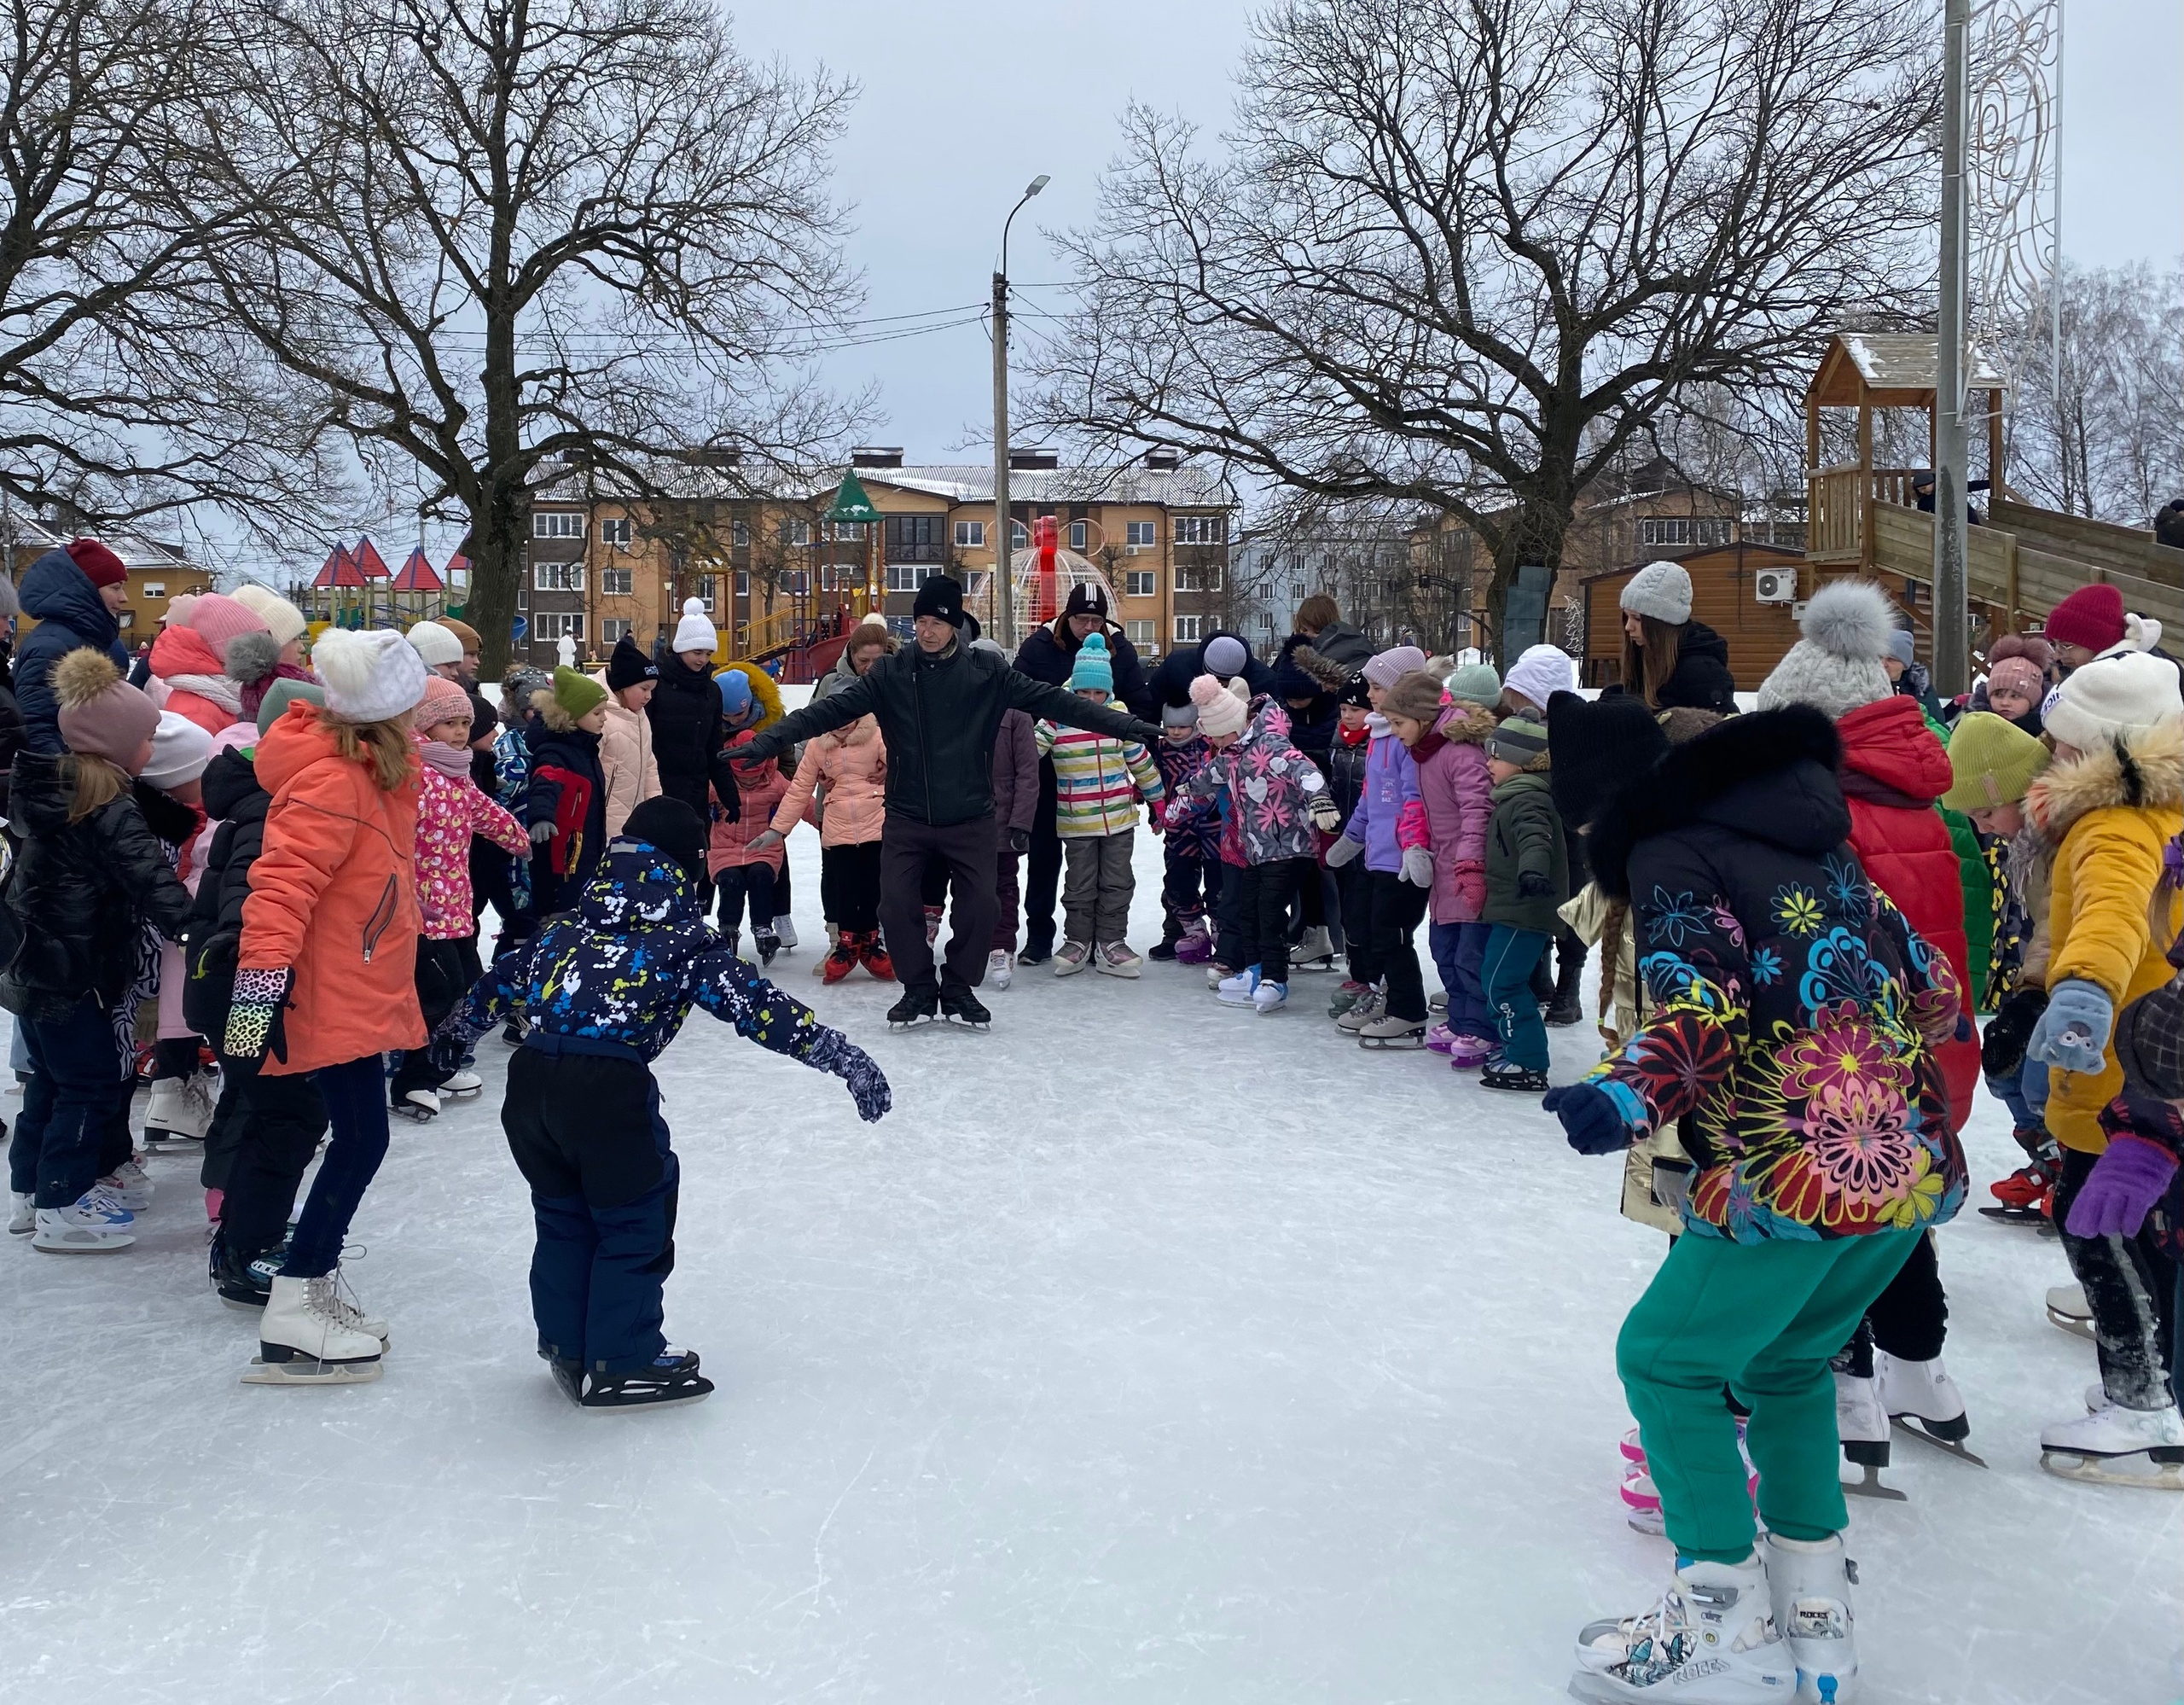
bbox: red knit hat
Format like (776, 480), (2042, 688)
(2043, 584), (2127, 653)
(66, 537), (129, 590)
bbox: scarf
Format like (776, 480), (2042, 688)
(420, 738), (473, 780)
(165, 672), (243, 717)
(237, 660), (315, 725)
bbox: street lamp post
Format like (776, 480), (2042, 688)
(992, 172), (1048, 651)
(1933, 0), (1971, 696)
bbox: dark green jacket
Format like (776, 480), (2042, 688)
(746, 639), (1161, 828)
(1484, 770), (1567, 934)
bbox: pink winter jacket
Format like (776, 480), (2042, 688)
(415, 750), (529, 938)
(772, 715), (886, 847)
(1410, 701), (1497, 923)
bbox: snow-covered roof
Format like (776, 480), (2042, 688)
(4, 514), (197, 572)
(1818, 334), (2007, 402)
(848, 463), (1234, 509)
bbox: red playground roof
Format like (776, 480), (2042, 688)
(312, 545), (367, 589)
(391, 547), (443, 591)
(351, 536), (392, 579)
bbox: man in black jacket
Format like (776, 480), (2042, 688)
(744, 577), (1160, 1026)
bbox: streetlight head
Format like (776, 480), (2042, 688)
(1025, 174), (1050, 197)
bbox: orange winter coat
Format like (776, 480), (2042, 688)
(772, 715), (886, 847)
(239, 701), (426, 1074)
(148, 623), (247, 737)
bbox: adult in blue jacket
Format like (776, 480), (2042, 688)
(16, 540), (132, 754)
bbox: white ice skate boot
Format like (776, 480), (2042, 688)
(1217, 967), (1259, 1007)
(1252, 979), (1288, 1015)
(243, 1275), (384, 1384)
(773, 917), (798, 952)
(439, 1069), (484, 1098)
(1763, 1532), (1859, 1703)
(1292, 925), (1334, 970)
(7, 1190), (32, 1234)
(1833, 1370), (1899, 1498)
(99, 1157), (154, 1212)
(1874, 1350), (1978, 1461)
(325, 1267), (391, 1350)
(143, 1072), (214, 1147)
(2039, 1400), (2184, 1489)
(986, 949), (1014, 991)
(1571, 1551), (1794, 1700)
(32, 1193), (136, 1252)
(2045, 1282), (2094, 1339)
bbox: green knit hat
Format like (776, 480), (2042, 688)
(256, 677), (325, 736)
(1942, 711), (2048, 812)
(1447, 662), (1502, 706)
(553, 666), (608, 721)
(1486, 714), (1549, 766)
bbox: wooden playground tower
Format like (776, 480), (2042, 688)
(1801, 332), (2184, 643)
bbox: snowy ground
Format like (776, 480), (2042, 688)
(3, 808), (2177, 1701)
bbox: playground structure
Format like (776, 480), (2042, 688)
(1799, 333), (2183, 646)
(298, 536), (471, 631)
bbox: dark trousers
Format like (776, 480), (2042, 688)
(775, 851), (793, 916)
(2056, 1145), (2178, 1409)
(150, 1036), (200, 1082)
(1213, 860), (1245, 969)
(1334, 858), (1372, 978)
(993, 840), (1022, 952)
(96, 1080), (134, 1176)
(212, 1072), (331, 1260)
(1162, 847), (1208, 922)
(503, 1045), (677, 1376)
(1863, 1230), (1948, 1362)
(1288, 858), (1325, 932)
(881, 814), (998, 994)
(1482, 923), (1551, 1069)
(1238, 859), (1312, 982)
(1022, 760), (1062, 955)
(1428, 919), (1494, 1038)
(9, 997), (124, 1207)
(821, 841), (882, 934)
(1364, 871), (1431, 1021)
(714, 863), (778, 934)
(281, 1055), (392, 1280)
(389, 937), (474, 1101)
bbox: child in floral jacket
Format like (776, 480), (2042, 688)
(1546, 706), (1961, 1703)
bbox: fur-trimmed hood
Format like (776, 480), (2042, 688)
(716, 660), (784, 736)
(2027, 716), (2184, 841)
(1589, 705), (1851, 900)
(1286, 637), (1352, 695)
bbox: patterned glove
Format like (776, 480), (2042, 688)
(2028, 979), (2113, 1076)
(2065, 1134), (2177, 1239)
(1543, 1081), (1632, 1155)
(803, 1027), (892, 1122)
(1308, 797), (1341, 835)
(224, 965), (293, 1068)
(1324, 835), (1363, 869)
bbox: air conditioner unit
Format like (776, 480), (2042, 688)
(1125, 544), (1149, 556)
(1754, 567), (1798, 604)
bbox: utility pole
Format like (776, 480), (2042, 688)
(1933, 0), (1972, 697)
(992, 174), (1048, 650)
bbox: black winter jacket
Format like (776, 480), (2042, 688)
(644, 650), (740, 822)
(1306, 620), (1375, 671)
(1641, 620), (1739, 714)
(15, 550), (130, 755)
(0, 649), (25, 823)
(1146, 627), (1275, 708)
(1011, 619), (1154, 719)
(527, 722), (609, 896)
(747, 639), (1162, 828)
(0, 750), (193, 1019)
(1325, 728), (1371, 824)
(180, 746), (271, 1036)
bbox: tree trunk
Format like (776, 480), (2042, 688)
(1484, 490), (1573, 671)
(468, 474), (526, 680)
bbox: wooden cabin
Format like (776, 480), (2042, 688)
(1580, 542), (1808, 691)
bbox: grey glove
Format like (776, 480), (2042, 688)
(528, 819), (555, 843)
(1400, 846), (1434, 887)
(1325, 835), (1363, 869)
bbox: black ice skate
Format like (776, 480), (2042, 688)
(579, 1353), (714, 1411)
(887, 986), (940, 1029)
(1479, 1062), (1549, 1091)
(540, 1352), (584, 1406)
(941, 988), (991, 1030)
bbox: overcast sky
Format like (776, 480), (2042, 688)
(735, 0), (2181, 469)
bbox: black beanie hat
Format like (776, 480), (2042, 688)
(606, 631), (659, 692)
(1063, 581), (1109, 620)
(1337, 672), (1372, 711)
(620, 796), (706, 883)
(912, 574), (966, 625)
(1547, 690), (1670, 831)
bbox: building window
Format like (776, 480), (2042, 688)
(1174, 515), (1224, 545)
(1125, 619), (1156, 645)
(536, 612), (584, 642)
(780, 569), (809, 596)
(731, 521), (750, 549)
(534, 563), (584, 593)
(788, 520), (810, 546)
(1636, 516), (1733, 548)
(735, 571), (749, 597)
(1126, 521), (1157, 547)
(1124, 570), (1156, 598)
(533, 511), (585, 539)
(886, 563), (923, 595)
(831, 521), (867, 542)
(696, 574), (717, 612)
(140, 582), (166, 600)
(118, 610), (135, 631)
(1173, 614), (1201, 643)
(601, 618), (631, 644)
(1011, 520), (1028, 549)
(1256, 610), (1275, 631)
(954, 519), (986, 550)
(1176, 565), (1222, 593)
(516, 579), (526, 610)
(601, 567), (632, 596)
(600, 517), (632, 550)
(1068, 519), (1088, 550)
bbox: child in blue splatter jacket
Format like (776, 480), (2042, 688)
(449, 797), (891, 1411)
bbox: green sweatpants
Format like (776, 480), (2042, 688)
(1617, 1228), (1921, 1564)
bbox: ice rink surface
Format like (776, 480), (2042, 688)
(3, 827), (2176, 1702)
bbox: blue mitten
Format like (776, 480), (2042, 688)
(2027, 979), (2114, 1076)
(1543, 1081), (1633, 1156)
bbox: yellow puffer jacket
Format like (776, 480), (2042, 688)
(2026, 716), (2184, 1155)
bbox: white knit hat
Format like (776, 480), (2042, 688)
(405, 619), (462, 667)
(312, 626), (430, 724)
(1621, 560), (1693, 625)
(1502, 643), (1576, 711)
(231, 584), (310, 649)
(1756, 579), (1896, 719)
(671, 597), (716, 655)
(141, 711), (214, 790)
(2044, 649), (2184, 750)
(1189, 673), (1250, 738)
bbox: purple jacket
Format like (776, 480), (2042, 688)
(1154, 734), (1221, 861)
(1339, 717), (1426, 875)
(1411, 701), (1496, 922)
(1167, 701), (1331, 864)
(991, 707), (1039, 835)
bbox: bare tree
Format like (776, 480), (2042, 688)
(0, 0), (341, 532)
(166, 0), (863, 672)
(1031, 0), (1940, 661)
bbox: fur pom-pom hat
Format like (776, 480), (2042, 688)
(223, 629), (282, 687)
(1190, 672), (1250, 738)
(672, 596), (715, 655)
(1756, 579), (1896, 719)
(312, 626), (430, 724)
(2044, 649), (2184, 750)
(53, 648), (161, 771)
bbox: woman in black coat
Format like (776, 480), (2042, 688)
(1611, 560), (1739, 714)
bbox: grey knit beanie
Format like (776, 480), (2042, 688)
(1620, 560), (1693, 625)
(1756, 579), (1896, 719)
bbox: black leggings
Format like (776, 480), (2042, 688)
(715, 863), (779, 934)
(822, 841), (882, 934)
(1240, 858), (1313, 982)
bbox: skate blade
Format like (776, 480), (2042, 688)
(2040, 1450), (2184, 1490)
(2047, 1307), (2096, 1341)
(1841, 1462), (1907, 1501)
(1891, 1416), (1987, 1468)
(218, 1294), (269, 1313)
(1976, 1204), (2045, 1225)
(942, 1016), (990, 1031)
(242, 1354), (383, 1386)
(1357, 1035), (1426, 1050)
